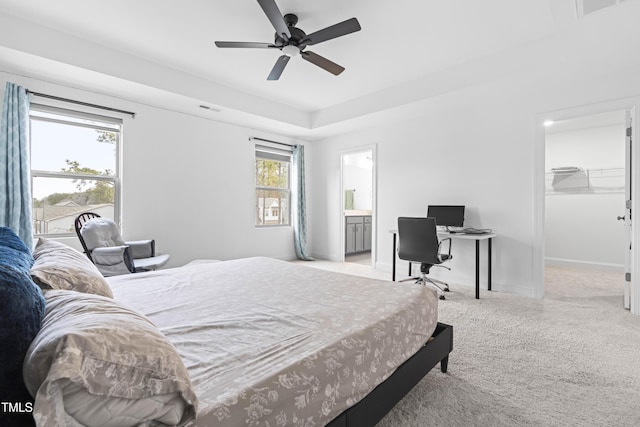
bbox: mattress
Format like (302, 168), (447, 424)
(107, 257), (438, 426)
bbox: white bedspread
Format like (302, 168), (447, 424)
(108, 257), (438, 426)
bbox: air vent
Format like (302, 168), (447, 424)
(576, 0), (633, 17)
(198, 104), (221, 112)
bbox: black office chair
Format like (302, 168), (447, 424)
(397, 217), (452, 300)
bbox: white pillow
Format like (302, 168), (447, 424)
(30, 238), (114, 298)
(62, 383), (186, 427)
(23, 290), (198, 427)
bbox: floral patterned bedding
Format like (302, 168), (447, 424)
(108, 257), (439, 427)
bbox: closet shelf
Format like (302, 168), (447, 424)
(545, 167), (624, 194)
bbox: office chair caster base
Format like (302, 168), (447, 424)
(429, 277), (449, 292)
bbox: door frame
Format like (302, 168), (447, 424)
(533, 97), (640, 313)
(624, 110), (633, 309)
(339, 144), (377, 266)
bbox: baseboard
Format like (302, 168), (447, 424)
(310, 252), (343, 262)
(375, 260), (393, 274)
(490, 281), (535, 298)
(376, 261), (534, 298)
(545, 258), (624, 272)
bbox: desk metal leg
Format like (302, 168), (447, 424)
(475, 240), (480, 299)
(392, 233), (397, 281)
(488, 238), (492, 291)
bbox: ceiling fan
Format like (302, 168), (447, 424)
(215, 0), (361, 80)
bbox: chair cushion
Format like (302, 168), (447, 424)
(80, 218), (125, 251)
(91, 246), (135, 277)
(133, 254), (171, 272)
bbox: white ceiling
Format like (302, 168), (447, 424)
(0, 0), (636, 140)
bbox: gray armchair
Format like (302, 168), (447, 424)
(74, 213), (170, 277)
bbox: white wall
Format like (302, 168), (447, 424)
(0, 71), (301, 267)
(4, 7), (640, 299)
(307, 63), (640, 297)
(545, 123), (626, 269)
(343, 159), (372, 211)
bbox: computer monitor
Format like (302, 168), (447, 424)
(427, 205), (465, 228)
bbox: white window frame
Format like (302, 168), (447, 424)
(255, 144), (292, 227)
(29, 103), (122, 237)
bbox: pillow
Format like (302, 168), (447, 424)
(23, 290), (198, 427)
(30, 238), (113, 298)
(0, 226), (34, 271)
(0, 227), (45, 426)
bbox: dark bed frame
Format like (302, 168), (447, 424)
(327, 322), (453, 427)
(19, 323), (451, 427)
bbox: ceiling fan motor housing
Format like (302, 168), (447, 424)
(275, 14), (307, 50)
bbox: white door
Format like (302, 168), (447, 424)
(623, 111), (633, 309)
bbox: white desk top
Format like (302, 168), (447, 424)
(389, 229), (496, 240)
(437, 231), (496, 240)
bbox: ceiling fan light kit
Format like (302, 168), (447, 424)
(215, 0), (361, 80)
(282, 45), (299, 58)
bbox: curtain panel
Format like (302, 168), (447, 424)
(0, 82), (33, 248)
(292, 145), (313, 260)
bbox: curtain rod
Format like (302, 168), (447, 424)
(250, 136), (297, 148)
(27, 91), (136, 118)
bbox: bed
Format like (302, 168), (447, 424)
(22, 241), (452, 427)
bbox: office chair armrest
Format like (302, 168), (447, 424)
(91, 246), (135, 276)
(125, 239), (155, 259)
(437, 237), (453, 262)
(439, 237), (452, 255)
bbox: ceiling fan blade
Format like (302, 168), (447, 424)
(257, 0), (291, 39)
(267, 55), (290, 80)
(301, 51), (345, 76)
(305, 17), (361, 46)
(215, 41), (276, 49)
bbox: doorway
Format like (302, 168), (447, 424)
(543, 110), (629, 305)
(341, 147), (376, 267)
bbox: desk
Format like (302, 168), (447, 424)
(389, 230), (496, 299)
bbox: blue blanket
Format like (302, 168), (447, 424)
(0, 227), (44, 426)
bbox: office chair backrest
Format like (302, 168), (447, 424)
(397, 217), (440, 264)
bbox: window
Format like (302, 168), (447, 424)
(30, 104), (122, 236)
(255, 144), (291, 226)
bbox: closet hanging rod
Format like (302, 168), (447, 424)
(27, 91), (136, 118)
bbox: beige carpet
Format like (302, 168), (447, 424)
(295, 261), (640, 426)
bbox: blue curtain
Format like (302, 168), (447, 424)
(292, 145), (313, 260)
(0, 82), (33, 249)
